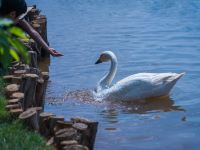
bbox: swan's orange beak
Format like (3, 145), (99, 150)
(95, 58), (102, 64)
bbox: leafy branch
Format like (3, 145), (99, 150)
(0, 18), (29, 72)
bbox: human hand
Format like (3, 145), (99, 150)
(49, 48), (63, 57)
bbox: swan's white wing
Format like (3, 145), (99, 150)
(117, 73), (183, 85)
(107, 73), (184, 100)
(107, 74), (158, 100)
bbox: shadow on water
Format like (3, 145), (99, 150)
(47, 89), (185, 115)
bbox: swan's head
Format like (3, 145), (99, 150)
(95, 51), (116, 64)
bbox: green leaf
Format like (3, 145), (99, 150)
(0, 47), (4, 55)
(0, 18), (30, 70)
(9, 49), (20, 61)
(9, 38), (30, 64)
(8, 27), (28, 39)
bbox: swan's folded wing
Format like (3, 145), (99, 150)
(113, 78), (157, 98)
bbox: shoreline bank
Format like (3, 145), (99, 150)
(0, 5), (98, 150)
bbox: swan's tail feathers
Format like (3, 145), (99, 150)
(174, 72), (185, 81)
(157, 72), (185, 84)
(167, 72), (185, 83)
(165, 72), (185, 90)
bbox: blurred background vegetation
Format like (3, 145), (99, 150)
(0, 18), (29, 75)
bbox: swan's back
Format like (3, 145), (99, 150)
(101, 73), (184, 101)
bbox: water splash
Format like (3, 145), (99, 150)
(56, 89), (185, 114)
(63, 89), (106, 105)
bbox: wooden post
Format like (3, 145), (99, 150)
(35, 78), (45, 107)
(11, 61), (20, 66)
(36, 15), (48, 43)
(49, 115), (65, 136)
(9, 108), (23, 118)
(14, 70), (27, 77)
(63, 144), (89, 150)
(29, 107), (43, 113)
(29, 68), (40, 75)
(39, 112), (55, 137)
(3, 75), (22, 85)
(29, 39), (40, 55)
(3, 75), (14, 83)
(8, 67), (16, 75)
(10, 92), (24, 100)
(6, 104), (21, 110)
(54, 120), (73, 133)
(71, 117), (98, 150)
(8, 98), (22, 105)
(72, 123), (88, 146)
(5, 84), (20, 97)
(28, 51), (38, 68)
(38, 72), (49, 108)
(20, 74), (38, 110)
(19, 108), (39, 131)
(54, 128), (78, 149)
(60, 140), (78, 148)
(11, 76), (22, 85)
(28, 8), (40, 21)
(29, 107), (43, 119)
(46, 137), (55, 146)
(15, 64), (28, 70)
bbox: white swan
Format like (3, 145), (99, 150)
(94, 51), (184, 101)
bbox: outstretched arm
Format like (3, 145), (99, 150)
(17, 19), (63, 57)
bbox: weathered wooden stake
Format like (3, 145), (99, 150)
(63, 144), (89, 150)
(5, 84), (20, 97)
(46, 137), (55, 146)
(3, 75), (14, 83)
(54, 128), (78, 149)
(6, 104), (21, 110)
(28, 51), (38, 68)
(35, 78), (45, 107)
(20, 74), (38, 110)
(8, 98), (22, 105)
(54, 120), (73, 133)
(71, 117), (98, 150)
(10, 92), (24, 100)
(9, 108), (23, 117)
(72, 123), (88, 146)
(14, 70), (27, 77)
(19, 108), (39, 131)
(39, 112), (55, 137)
(60, 140), (78, 148)
(49, 115), (64, 136)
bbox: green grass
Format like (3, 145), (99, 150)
(0, 78), (54, 150)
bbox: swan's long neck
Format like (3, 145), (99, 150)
(98, 54), (117, 91)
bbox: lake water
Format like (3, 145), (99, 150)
(27, 0), (200, 149)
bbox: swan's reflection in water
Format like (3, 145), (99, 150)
(110, 95), (185, 114)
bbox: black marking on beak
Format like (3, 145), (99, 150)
(95, 59), (102, 64)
